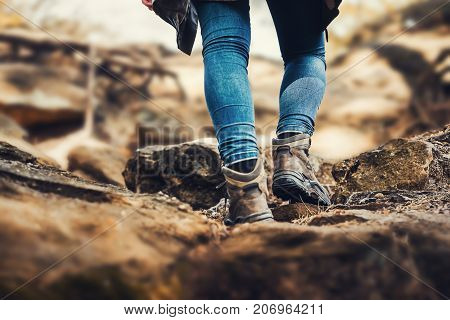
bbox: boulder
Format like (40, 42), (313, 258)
(68, 145), (128, 187)
(332, 126), (449, 202)
(123, 140), (225, 210)
(0, 63), (85, 128)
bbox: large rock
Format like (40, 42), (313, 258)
(68, 145), (128, 187)
(123, 140), (225, 209)
(332, 126), (449, 202)
(0, 64), (86, 128)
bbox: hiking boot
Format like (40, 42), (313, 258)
(222, 157), (274, 226)
(272, 133), (331, 206)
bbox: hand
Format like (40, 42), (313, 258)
(142, 0), (153, 11)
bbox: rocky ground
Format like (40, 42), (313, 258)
(0, 126), (448, 299)
(0, 0), (448, 300)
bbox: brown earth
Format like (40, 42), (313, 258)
(0, 126), (449, 299)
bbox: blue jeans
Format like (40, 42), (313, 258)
(196, 0), (326, 166)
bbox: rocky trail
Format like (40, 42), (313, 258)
(0, 0), (449, 299)
(0, 126), (448, 299)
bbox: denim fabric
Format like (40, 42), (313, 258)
(196, 0), (326, 166)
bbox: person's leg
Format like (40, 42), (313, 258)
(195, 0), (258, 172)
(267, 0), (331, 206)
(266, 0), (326, 137)
(196, 1), (273, 225)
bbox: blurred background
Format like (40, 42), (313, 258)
(0, 0), (448, 170)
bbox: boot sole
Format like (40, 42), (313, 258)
(273, 171), (331, 206)
(224, 210), (274, 226)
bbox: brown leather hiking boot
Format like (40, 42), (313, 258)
(272, 133), (331, 206)
(222, 158), (274, 226)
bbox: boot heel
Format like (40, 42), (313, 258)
(273, 170), (331, 206)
